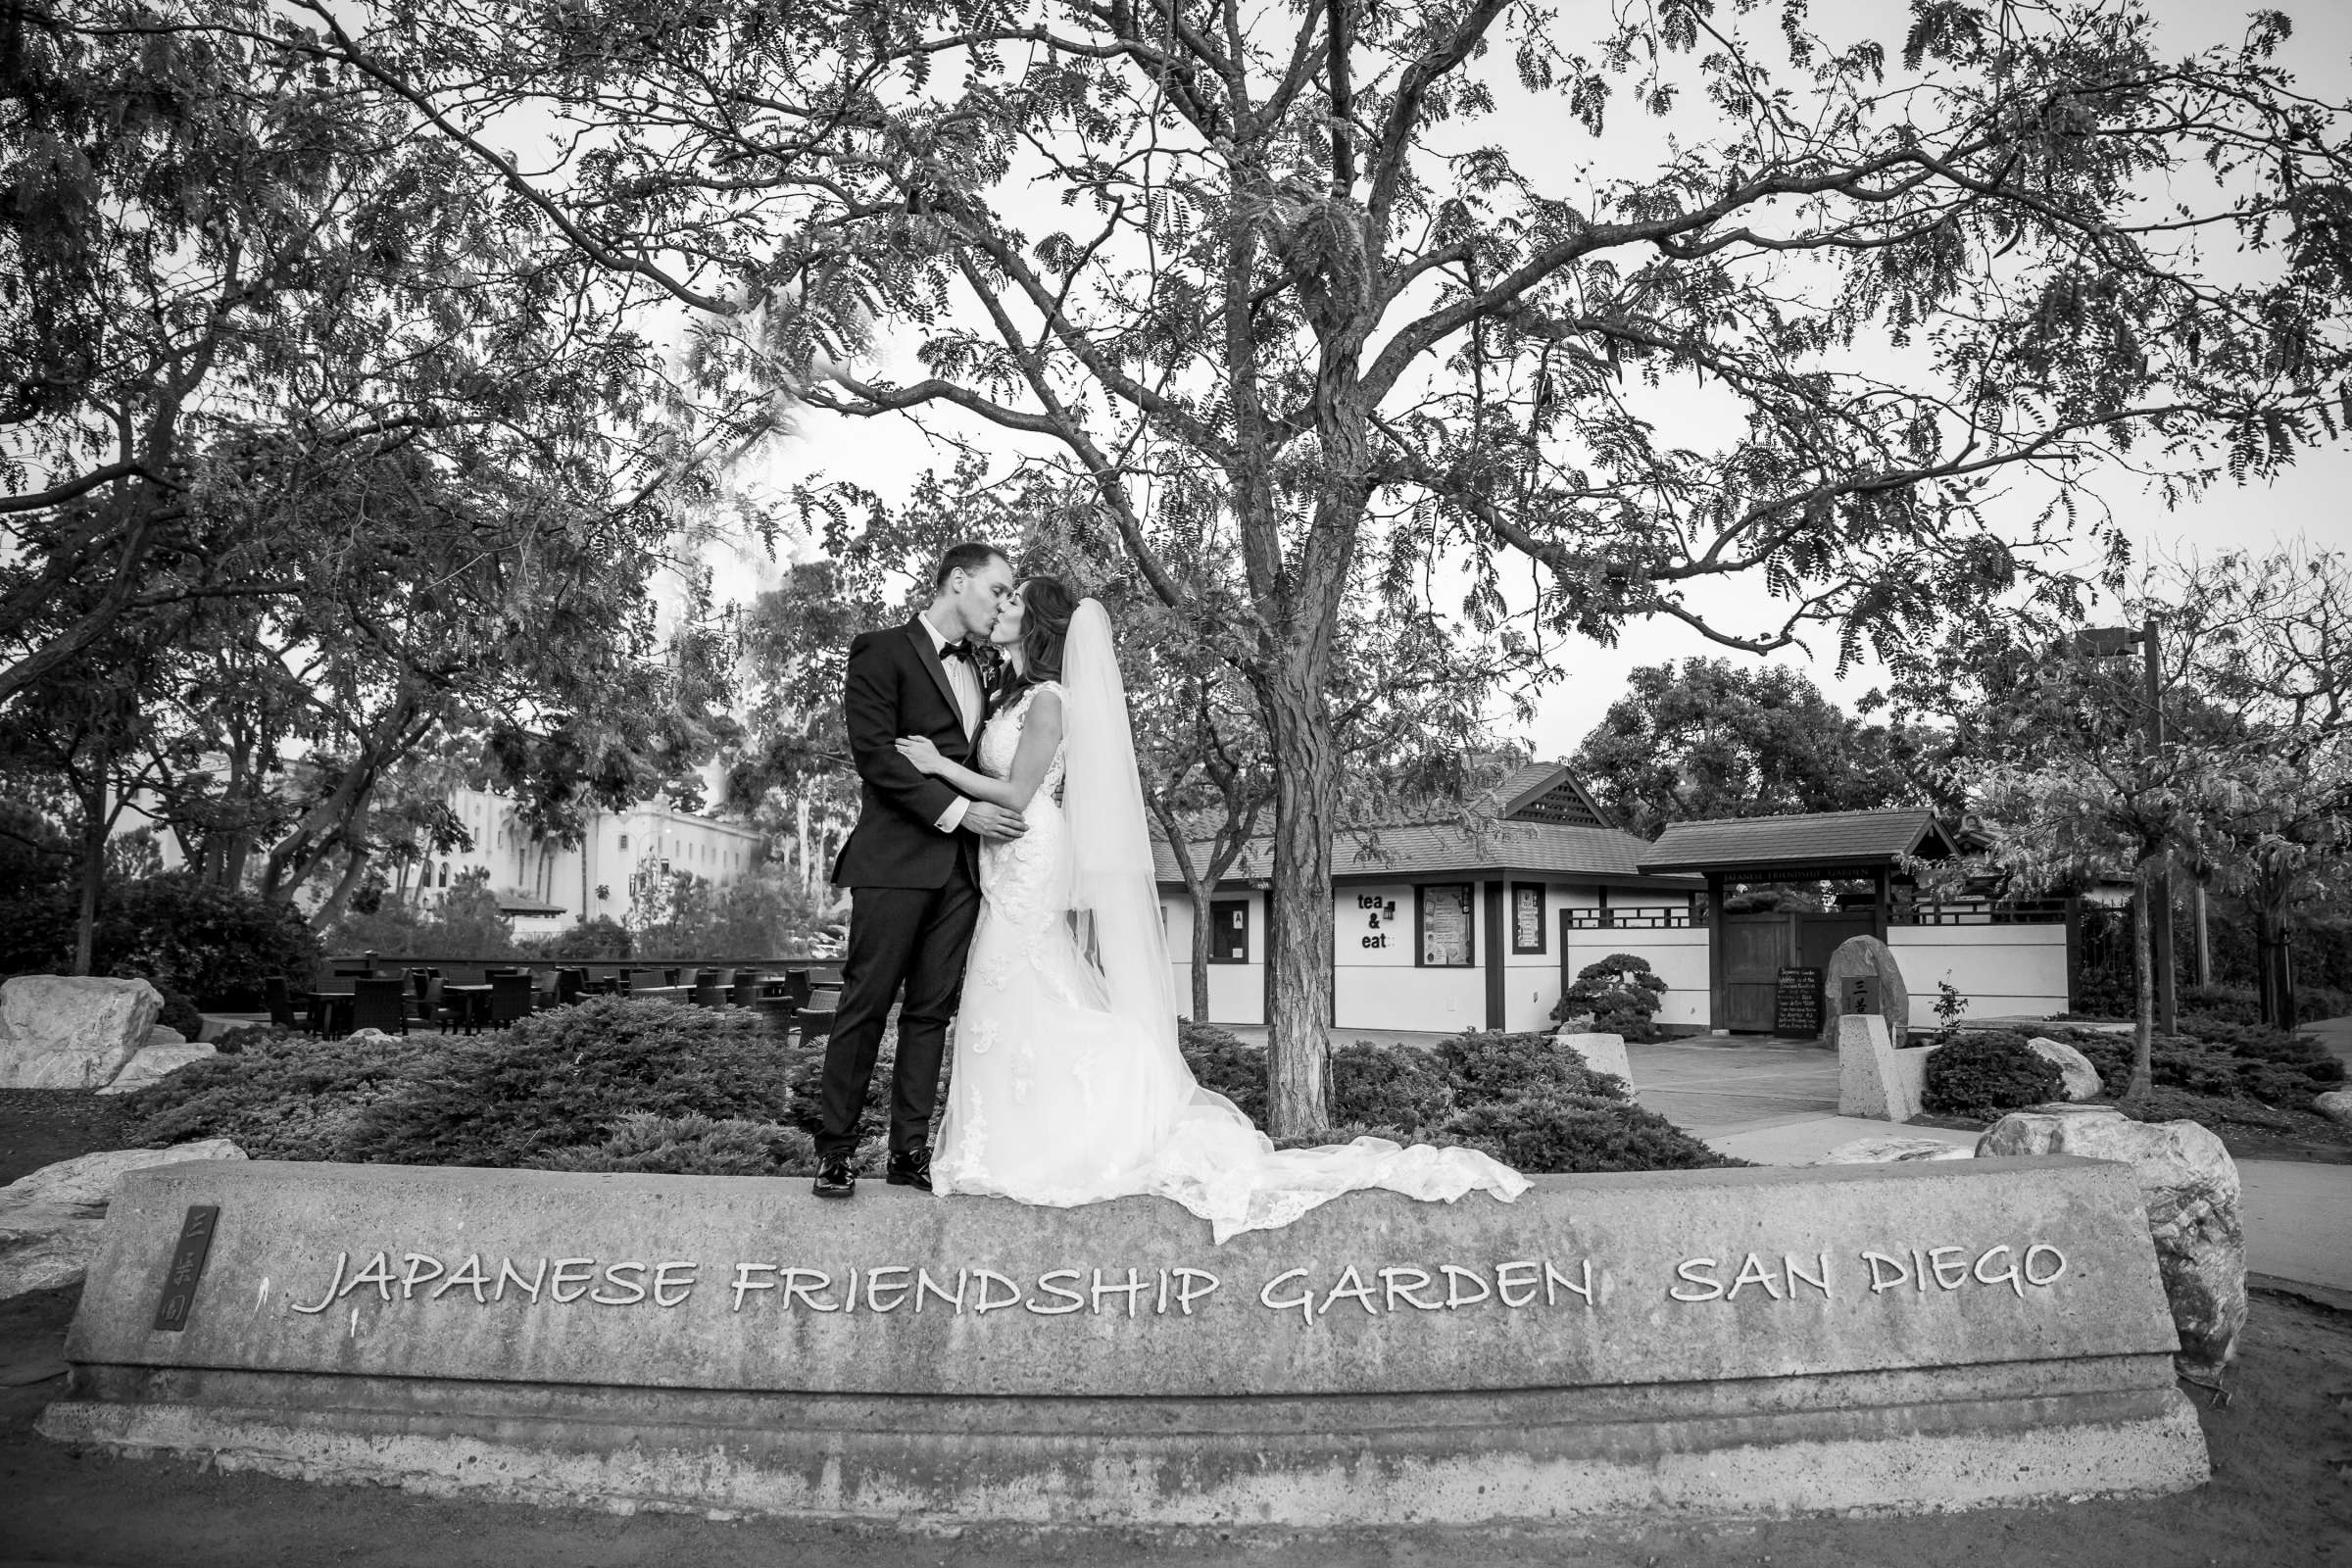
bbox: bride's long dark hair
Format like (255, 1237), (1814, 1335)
(1000, 575), (1078, 698)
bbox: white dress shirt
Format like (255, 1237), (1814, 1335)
(917, 611), (983, 834)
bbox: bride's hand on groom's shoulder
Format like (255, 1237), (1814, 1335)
(894, 735), (944, 774)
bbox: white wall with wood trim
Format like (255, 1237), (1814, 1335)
(1887, 926), (2069, 1026)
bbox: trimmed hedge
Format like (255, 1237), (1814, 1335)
(1922, 1031), (2065, 1119)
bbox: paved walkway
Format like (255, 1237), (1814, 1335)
(1620, 1032), (2352, 1297)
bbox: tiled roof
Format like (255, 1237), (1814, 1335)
(1638, 808), (1953, 873)
(1153, 818), (1698, 887)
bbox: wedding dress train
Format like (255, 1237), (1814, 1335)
(930, 627), (1529, 1244)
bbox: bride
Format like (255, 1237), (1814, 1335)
(893, 577), (1527, 1242)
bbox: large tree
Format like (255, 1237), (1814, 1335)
(1574, 658), (1928, 836)
(271, 0), (2352, 1130)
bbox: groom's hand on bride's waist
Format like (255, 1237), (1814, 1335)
(963, 803), (1027, 840)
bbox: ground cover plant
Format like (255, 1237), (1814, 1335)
(120, 1005), (1732, 1176)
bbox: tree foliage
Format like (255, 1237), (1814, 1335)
(1575, 659), (1930, 836)
(171, 0), (2352, 1130)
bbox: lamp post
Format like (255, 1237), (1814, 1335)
(2068, 619), (2176, 1034)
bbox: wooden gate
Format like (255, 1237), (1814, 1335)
(1718, 909), (1879, 1032)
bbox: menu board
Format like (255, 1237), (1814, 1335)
(1775, 967), (1825, 1037)
(1513, 886), (1544, 952)
(1422, 884), (1473, 966)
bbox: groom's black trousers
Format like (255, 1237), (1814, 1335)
(816, 864), (982, 1159)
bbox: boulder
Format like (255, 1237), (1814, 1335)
(145, 1025), (187, 1048)
(97, 1042), (220, 1096)
(2026, 1036), (2105, 1102)
(2317, 1090), (2352, 1127)
(1976, 1105), (2244, 1375)
(1821, 936), (1909, 1049)
(1553, 1031), (1631, 1088)
(1836, 1013), (1934, 1120)
(1816, 1136), (1974, 1164)
(0, 1140), (246, 1299)
(0, 976), (163, 1090)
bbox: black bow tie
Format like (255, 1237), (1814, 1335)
(943, 640), (978, 665)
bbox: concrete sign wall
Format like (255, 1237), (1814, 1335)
(46, 1157), (2207, 1524)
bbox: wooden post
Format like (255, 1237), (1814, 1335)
(1483, 880), (1505, 1031)
(1705, 874), (1728, 1032)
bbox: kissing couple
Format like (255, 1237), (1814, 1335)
(813, 542), (1527, 1242)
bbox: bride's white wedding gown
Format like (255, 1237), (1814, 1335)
(931, 680), (1530, 1242)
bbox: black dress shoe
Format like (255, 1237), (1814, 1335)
(886, 1147), (933, 1193)
(812, 1158), (856, 1199)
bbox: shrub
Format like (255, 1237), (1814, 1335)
(1437, 1029), (1622, 1107)
(1327, 1042), (1454, 1133)
(1177, 1018), (1266, 1126)
(533, 1112), (818, 1176)
(1549, 953), (1668, 1041)
(124, 1027), (453, 1159)
(0, 874), (321, 1007)
(521, 915), (633, 961)
(346, 998), (796, 1168)
(1922, 1030), (2065, 1119)
(2060, 1027), (2342, 1107)
(153, 987), (204, 1041)
(1439, 1091), (1740, 1173)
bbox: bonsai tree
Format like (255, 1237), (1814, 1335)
(1552, 956), (1670, 1043)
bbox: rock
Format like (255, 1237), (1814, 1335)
(1821, 936), (1909, 1048)
(0, 976), (164, 1090)
(1553, 1031), (1630, 1087)
(2026, 1036), (2104, 1101)
(145, 1025), (187, 1048)
(1836, 1013), (1934, 1120)
(0, 1140), (246, 1299)
(2318, 1090), (2352, 1127)
(1816, 1136), (1974, 1164)
(97, 1042), (220, 1096)
(1976, 1105), (2244, 1375)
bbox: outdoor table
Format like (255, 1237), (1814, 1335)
(439, 983), (493, 1035)
(304, 991), (355, 1038)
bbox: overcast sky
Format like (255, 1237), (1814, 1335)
(709, 0), (2352, 760)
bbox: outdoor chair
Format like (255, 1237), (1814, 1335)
(728, 972), (762, 1006)
(555, 967), (587, 1006)
(486, 973), (534, 1029)
(350, 978), (410, 1036)
(690, 973), (723, 1008)
(662, 968), (682, 987)
(406, 967), (440, 1023)
(793, 1007), (836, 1047)
(265, 976), (302, 1032)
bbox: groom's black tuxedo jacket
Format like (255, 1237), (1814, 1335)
(830, 617), (991, 890)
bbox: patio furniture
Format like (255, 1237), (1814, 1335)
(728, 971), (763, 1006)
(305, 990), (356, 1038)
(438, 983), (492, 1035)
(487, 973), (534, 1028)
(689, 971), (723, 1008)
(350, 978), (410, 1036)
(555, 967), (587, 1006)
(265, 976), (302, 1031)
(793, 1007), (836, 1047)
(406, 968), (441, 1024)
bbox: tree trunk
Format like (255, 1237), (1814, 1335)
(2254, 902), (2294, 1030)
(1190, 884), (1213, 1022)
(308, 846), (373, 933)
(1262, 660), (1337, 1136)
(2129, 860), (2157, 1102)
(73, 774), (107, 977)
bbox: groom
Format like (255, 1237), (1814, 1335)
(815, 541), (1027, 1198)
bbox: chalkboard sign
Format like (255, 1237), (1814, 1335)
(1774, 967), (1824, 1037)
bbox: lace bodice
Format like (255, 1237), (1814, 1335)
(974, 682), (1065, 930)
